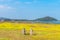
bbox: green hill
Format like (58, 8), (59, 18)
(35, 16), (57, 21)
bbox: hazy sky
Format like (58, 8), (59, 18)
(0, 0), (60, 20)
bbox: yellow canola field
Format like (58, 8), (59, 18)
(0, 22), (60, 30)
(0, 22), (60, 40)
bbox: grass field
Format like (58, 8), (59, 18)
(0, 22), (60, 40)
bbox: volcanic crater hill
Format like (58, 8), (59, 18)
(34, 16), (58, 21)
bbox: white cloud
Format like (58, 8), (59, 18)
(0, 5), (14, 9)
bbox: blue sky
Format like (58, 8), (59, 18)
(0, 0), (60, 20)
